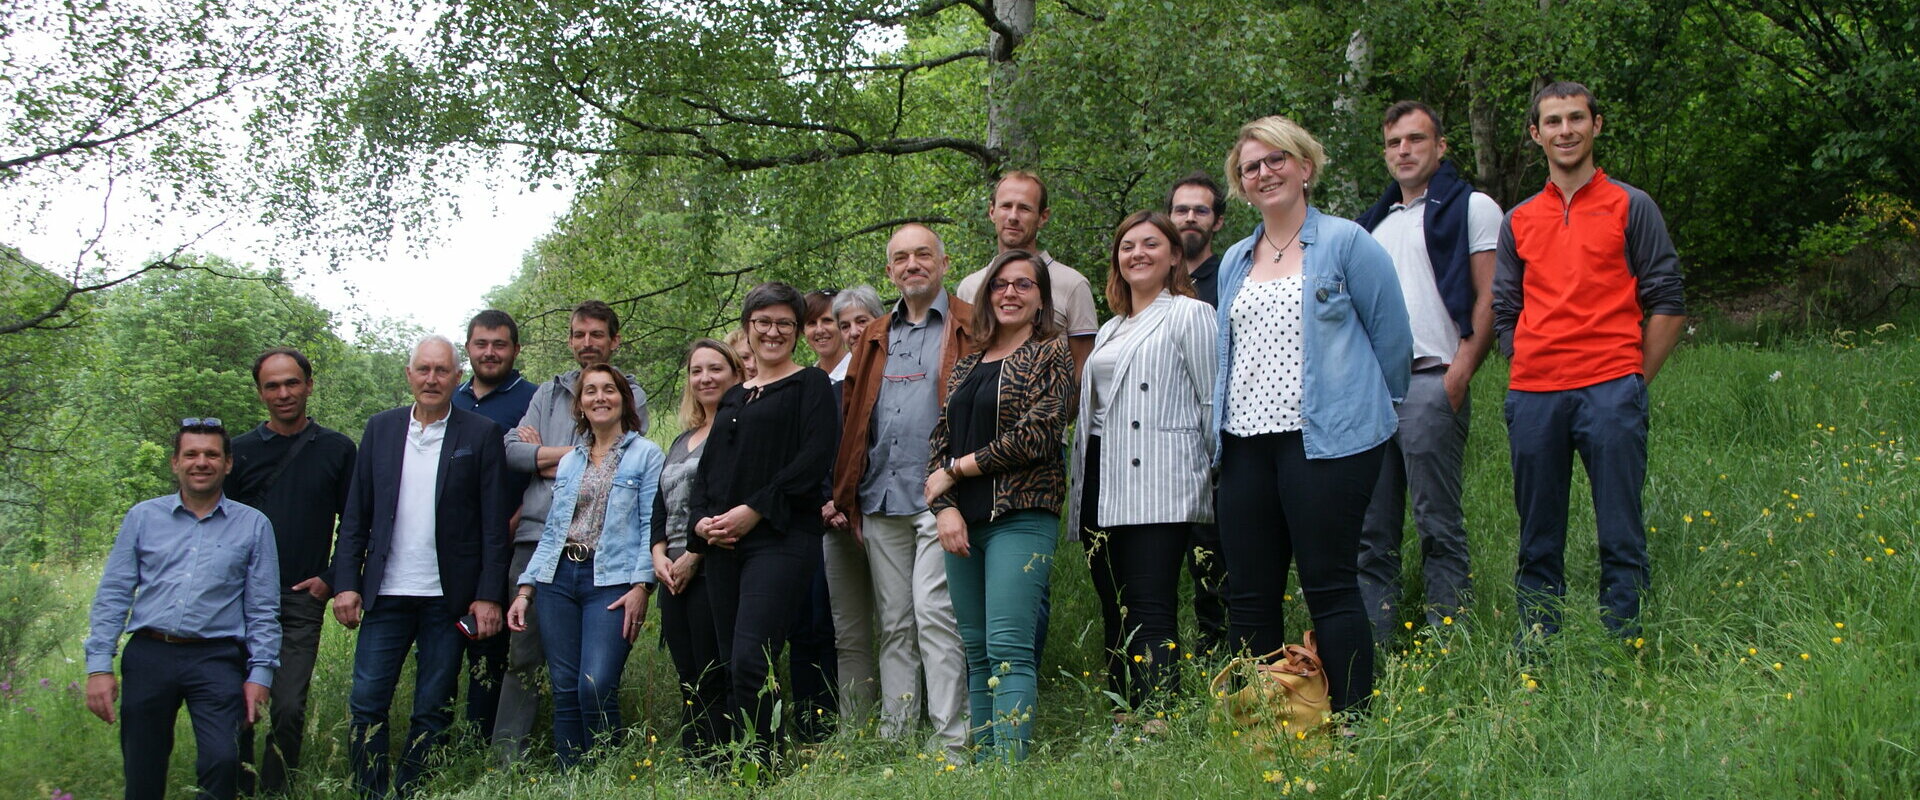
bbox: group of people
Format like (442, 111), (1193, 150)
(84, 80), (1684, 797)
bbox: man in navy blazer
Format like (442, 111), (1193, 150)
(329, 334), (509, 799)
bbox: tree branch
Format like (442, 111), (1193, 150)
(705, 215), (956, 277)
(777, 47), (988, 79)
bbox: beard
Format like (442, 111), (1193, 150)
(1180, 229), (1211, 260)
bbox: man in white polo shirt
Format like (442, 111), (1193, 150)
(1351, 101), (1502, 643)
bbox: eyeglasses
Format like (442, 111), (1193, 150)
(748, 317), (798, 334)
(1237, 150), (1293, 179)
(812, 288), (839, 297)
(180, 417), (224, 429)
(990, 277), (1039, 294)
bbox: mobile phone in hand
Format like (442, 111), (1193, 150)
(456, 614), (482, 639)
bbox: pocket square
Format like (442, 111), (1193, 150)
(451, 447), (474, 458)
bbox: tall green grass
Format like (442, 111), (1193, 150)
(5, 327), (1916, 799)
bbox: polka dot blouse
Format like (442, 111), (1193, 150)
(1225, 275), (1306, 436)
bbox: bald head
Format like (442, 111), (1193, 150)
(885, 223), (949, 306)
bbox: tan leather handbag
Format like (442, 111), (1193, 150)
(1209, 630), (1333, 751)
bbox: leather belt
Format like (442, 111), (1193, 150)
(133, 629), (234, 645)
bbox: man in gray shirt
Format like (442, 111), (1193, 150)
(494, 299), (647, 761)
(829, 223), (973, 759)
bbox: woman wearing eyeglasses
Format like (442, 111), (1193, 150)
(1211, 116), (1412, 719)
(651, 338), (745, 759)
(505, 363), (664, 768)
(924, 250), (1074, 762)
(1068, 211), (1218, 714)
(689, 281), (841, 764)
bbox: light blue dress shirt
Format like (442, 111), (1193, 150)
(86, 494), (282, 686)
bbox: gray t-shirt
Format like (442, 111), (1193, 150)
(859, 294), (949, 516)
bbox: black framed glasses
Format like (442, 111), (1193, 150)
(180, 417), (225, 429)
(1238, 150), (1293, 179)
(748, 317), (799, 334)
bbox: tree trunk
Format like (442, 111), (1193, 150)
(986, 0), (1035, 169)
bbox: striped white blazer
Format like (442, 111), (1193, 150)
(1066, 291), (1218, 539)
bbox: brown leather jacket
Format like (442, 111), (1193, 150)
(831, 293), (975, 535)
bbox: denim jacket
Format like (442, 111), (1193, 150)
(1212, 207), (1413, 461)
(518, 431), (665, 587)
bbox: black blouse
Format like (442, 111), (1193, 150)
(947, 358), (1003, 524)
(687, 366), (840, 552)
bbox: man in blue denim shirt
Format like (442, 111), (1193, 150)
(85, 419), (280, 800)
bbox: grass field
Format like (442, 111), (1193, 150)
(5, 324), (1917, 799)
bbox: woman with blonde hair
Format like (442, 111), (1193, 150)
(652, 338), (745, 757)
(1210, 115), (1412, 717)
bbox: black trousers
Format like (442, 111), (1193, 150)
(121, 635), (247, 800)
(703, 529), (814, 761)
(658, 568), (726, 756)
(1080, 435), (1189, 708)
(1188, 519), (1230, 656)
(785, 535), (838, 742)
(1216, 431), (1381, 713)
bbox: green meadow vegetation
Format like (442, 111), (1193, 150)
(4, 321), (1915, 799)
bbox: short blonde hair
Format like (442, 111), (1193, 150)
(1224, 115), (1328, 202)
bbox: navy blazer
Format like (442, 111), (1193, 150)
(329, 405), (510, 613)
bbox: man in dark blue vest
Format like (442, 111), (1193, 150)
(1352, 101), (1502, 643)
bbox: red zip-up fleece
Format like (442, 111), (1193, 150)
(1491, 168), (1686, 392)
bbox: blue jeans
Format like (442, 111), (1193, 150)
(348, 595), (463, 799)
(534, 557), (635, 768)
(1505, 373), (1650, 638)
(945, 510), (1057, 762)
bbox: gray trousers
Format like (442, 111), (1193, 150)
(489, 541), (545, 763)
(1358, 368), (1472, 640)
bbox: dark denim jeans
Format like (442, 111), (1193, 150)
(1504, 373), (1650, 639)
(348, 595), (463, 799)
(533, 557), (635, 768)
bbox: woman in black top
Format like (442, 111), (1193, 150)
(925, 250), (1074, 762)
(688, 282), (841, 765)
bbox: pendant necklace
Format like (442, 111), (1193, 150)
(1261, 221), (1304, 263)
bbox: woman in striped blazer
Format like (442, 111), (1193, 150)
(1068, 210), (1219, 713)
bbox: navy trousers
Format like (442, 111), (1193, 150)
(1504, 373), (1650, 638)
(120, 635), (247, 800)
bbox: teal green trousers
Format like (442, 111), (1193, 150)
(944, 509), (1058, 762)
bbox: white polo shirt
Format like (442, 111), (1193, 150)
(1370, 191), (1502, 367)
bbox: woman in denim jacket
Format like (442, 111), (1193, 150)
(1211, 115), (1412, 718)
(505, 362), (665, 767)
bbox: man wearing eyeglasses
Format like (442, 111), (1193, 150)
(1350, 101), (1504, 645)
(226, 348), (357, 794)
(828, 222), (973, 759)
(1167, 171), (1228, 308)
(330, 335), (510, 799)
(1161, 171), (1233, 657)
(495, 299), (647, 761)
(954, 171), (1100, 375)
(86, 418), (280, 800)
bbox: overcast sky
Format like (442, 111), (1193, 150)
(5, 172), (574, 342)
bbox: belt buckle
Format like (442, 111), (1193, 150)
(563, 543), (592, 562)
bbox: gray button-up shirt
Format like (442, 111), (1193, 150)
(859, 293), (949, 516)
